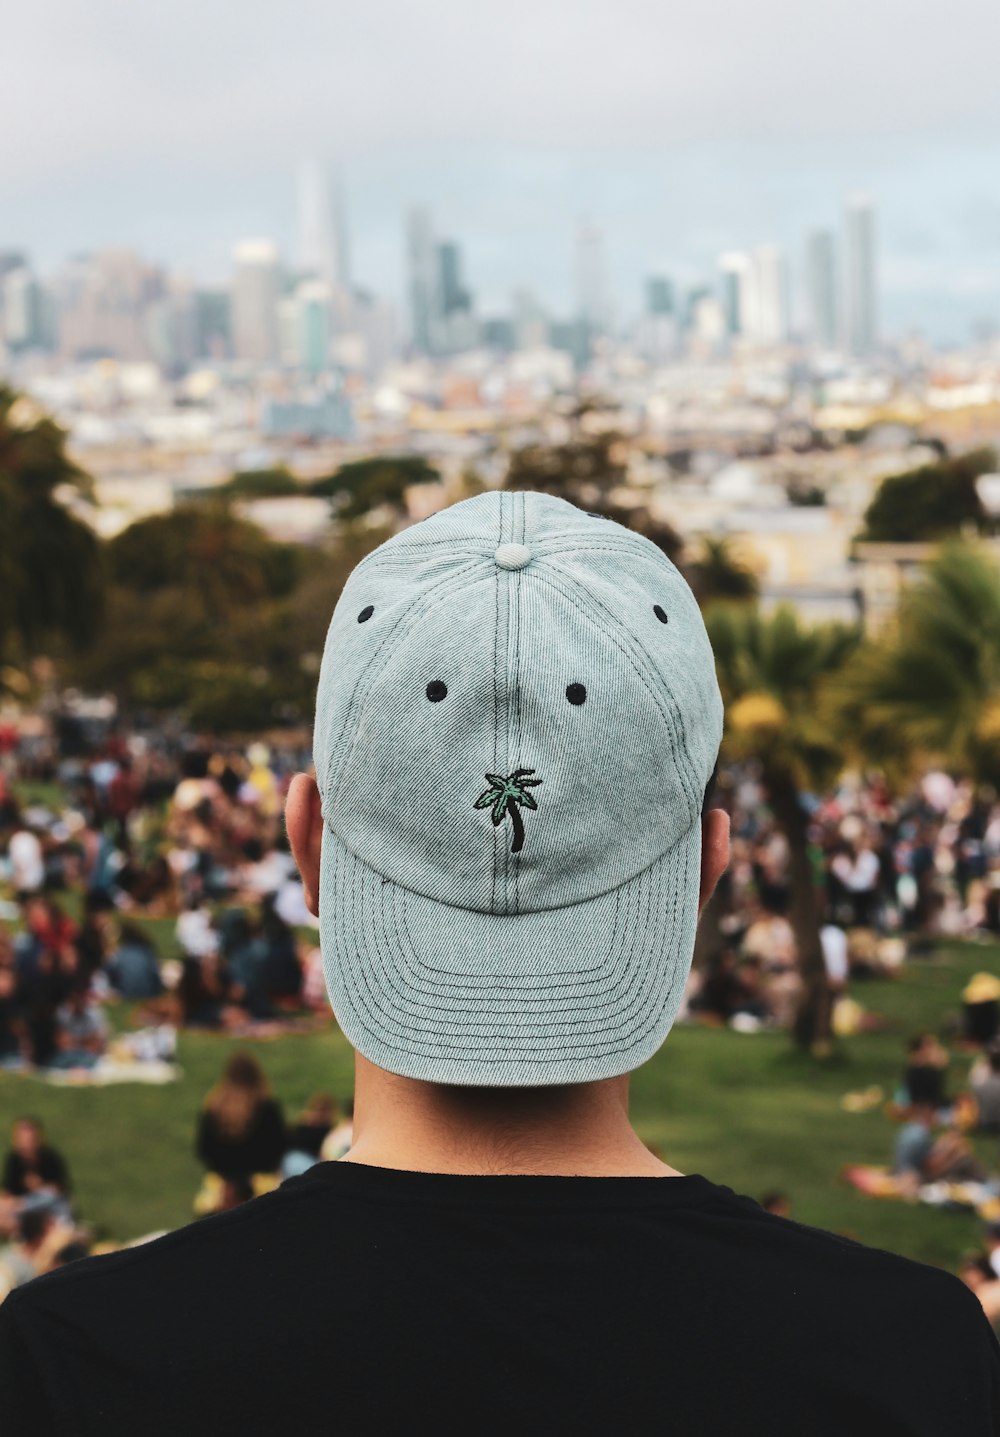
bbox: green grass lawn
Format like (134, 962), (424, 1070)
(2, 934), (1000, 1273)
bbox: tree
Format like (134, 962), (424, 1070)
(311, 456), (440, 520)
(0, 387), (104, 677)
(706, 603), (860, 1052)
(72, 504), (305, 728)
(685, 536), (759, 607)
(839, 543), (1000, 784)
(859, 447), (997, 543)
(219, 466), (300, 499)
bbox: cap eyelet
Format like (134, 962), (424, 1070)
(358, 605), (374, 623)
(426, 681), (448, 702)
(566, 683), (587, 706)
(653, 605), (668, 624)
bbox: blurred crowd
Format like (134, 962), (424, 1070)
(683, 766), (1000, 1035)
(0, 722), (326, 1073)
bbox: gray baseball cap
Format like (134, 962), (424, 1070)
(313, 489), (723, 1086)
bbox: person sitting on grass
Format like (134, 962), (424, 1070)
(194, 1052), (286, 1214)
(1, 1119), (71, 1219)
(892, 1103), (990, 1197)
(105, 922), (163, 1000)
(2, 493), (998, 1435)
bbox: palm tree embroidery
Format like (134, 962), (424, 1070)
(474, 768), (543, 854)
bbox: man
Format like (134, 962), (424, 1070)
(1, 492), (998, 1434)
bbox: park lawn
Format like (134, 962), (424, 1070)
(1, 934), (999, 1272)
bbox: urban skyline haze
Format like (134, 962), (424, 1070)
(3, 0), (1000, 341)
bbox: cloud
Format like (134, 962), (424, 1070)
(3, 0), (1000, 183)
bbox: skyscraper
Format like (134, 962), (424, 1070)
(645, 276), (674, 317)
(2, 267), (44, 351)
(407, 208), (438, 355)
(718, 253), (751, 336)
(297, 162), (350, 290)
(437, 242), (469, 318)
(805, 229), (837, 349)
(232, 240), (281, 365)
(845, 194), (877, 355)
(752, 245), (789, 345)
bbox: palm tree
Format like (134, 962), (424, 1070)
(474, 769), (543, 853)
(0, 387), (104, 680)
(839, 542), (1000, 784)
(706, 603), (861, 1051)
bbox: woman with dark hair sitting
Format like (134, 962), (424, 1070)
(195, 1053), (285, 1213)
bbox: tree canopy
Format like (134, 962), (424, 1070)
(311, 455), (440, 519)
(0, 386), (104, 679)
(859, 447), (997, 543)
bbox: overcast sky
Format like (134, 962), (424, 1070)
(4, 0), (1000, 339)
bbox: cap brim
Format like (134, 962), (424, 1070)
(319, 821), (702, 1087)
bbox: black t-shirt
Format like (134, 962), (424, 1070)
(1, 1162), (998, 1435)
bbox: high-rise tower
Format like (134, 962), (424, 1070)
(844, 194), (877, 355)
(407, 207), (438, 355)
(805, 229), (837, 349)
(297, 162), (350, 290)
(232, 240), (281, 364)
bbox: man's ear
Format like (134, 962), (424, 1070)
(285, 773), (324, 917)
(699, 808), (730, 913)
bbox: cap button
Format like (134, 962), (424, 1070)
(495, 542), (531, 570)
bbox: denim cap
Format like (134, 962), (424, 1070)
(313, 490), (723, 1086)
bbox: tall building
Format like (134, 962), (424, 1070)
(752, 245), (789, 345)
(718, 253), (751, 336)
(194, 289), (232, 359)
(2, 267), (45, 351)
(231, 240), (281, 364)
(407, 207), (438, 355)
(297, 162), (350, 290)
(296, 279), (332, 375)
(575, 224), (610, 339)
(805, 229), (837, 349)
(645, 276), (674, 317)
(844, 194), (877, 355)
(437, 242), (470, 318)
(637, 275), (677, 363)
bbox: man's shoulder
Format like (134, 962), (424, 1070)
(7, 1172), (328, 1322)
(707, 1179), (986, 1328)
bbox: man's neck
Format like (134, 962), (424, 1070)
(343, 1054), (683, 1178)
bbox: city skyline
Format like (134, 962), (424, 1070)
(1, 176), (886, 372)
(4, 0), (1000, 343)
(2, 141), (997, 347)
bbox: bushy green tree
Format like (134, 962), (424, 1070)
(311, 456), (440, 519)
(73, 504), (305, 729)
(219, 466), (300, 499)
(0, 387), (104, 677)
(859, 447), (997, 543)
